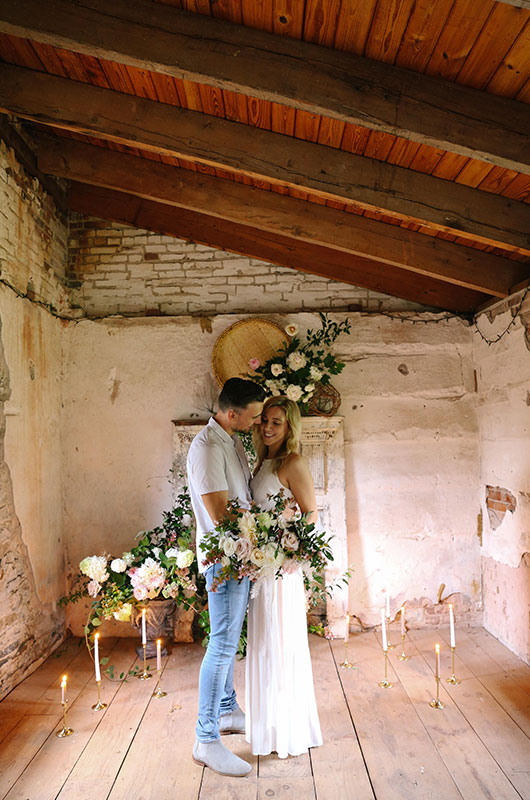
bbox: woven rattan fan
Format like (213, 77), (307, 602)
(212, 318), (289, 387)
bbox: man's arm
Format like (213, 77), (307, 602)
(201, 490), (230, 525)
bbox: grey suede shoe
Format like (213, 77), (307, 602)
(219, 704), (246, 735)
(192, 738), (252, 777)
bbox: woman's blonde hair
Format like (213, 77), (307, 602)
(254, 395), (302, 474)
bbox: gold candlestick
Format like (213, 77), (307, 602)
(92, 679), (107, 710)
(56, 699), (74, 737)
(398, 633), (410, 661)
(340, 640), (355, 669)
(153, 669), (167, 698)
(385, 615), (396, 649)
(378, 650), (393, 688)
(138, 643), (152, 680)
(429, 674), (445, 709)
(446, 646), (461, 685)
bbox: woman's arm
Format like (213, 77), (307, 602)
(280, 454), (318, 524)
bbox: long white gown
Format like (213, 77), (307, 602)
(246, 459), (323, 758)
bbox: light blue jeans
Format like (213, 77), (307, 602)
(196, 563), (250, 742)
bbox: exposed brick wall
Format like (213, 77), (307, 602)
(485, 485), (517, 530)
(68, 215), (430, 318)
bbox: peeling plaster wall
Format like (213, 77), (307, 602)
(473, 298), (530, 664)
(0, 139), (66, 696)
(62, 312), (481, 635)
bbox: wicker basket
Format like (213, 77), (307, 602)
(306, 383), (341, 416)
(212, 318), (289, 387)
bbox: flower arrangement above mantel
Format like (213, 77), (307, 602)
(247, 313), (351, 415)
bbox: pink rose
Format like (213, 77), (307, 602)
(248, 358), (261, 371)
(235, 537), (253, 562)
(133, 585), (149, 601)
(87, 580), (101, 597)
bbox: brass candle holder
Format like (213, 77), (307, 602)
(92, 679), (107, 711)
(429, 674), (445, 709)
(398, 633), (410, 661)
(340, 640), (355, 669)
(378, 650), (393, 688)
(385, 615), (396, 649)
(138, 643), (152, 680)
(446, 646), (461, 685)
(56, 699), (74, 737)
(153, 669), (167, 698)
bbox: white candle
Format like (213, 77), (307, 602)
(141, 608), (146, 645)
(435, 643), (440, 678)
(449, 603), (456, 648)
(400, 606), (405, 637)
(381, 608), (388, 651)
(345, 614), (350, 643)
(385, 592), (390, 619)
(61, 675), (67, 704)
(156, 639), (162, 671)
(94, 633), (101, 682)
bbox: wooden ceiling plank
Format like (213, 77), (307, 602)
(425, 0), (494, 81)
(364, 0), (416, 64)
(272, 0), (304, 38)
(35, 133), (528, 297)
(394, 0), (454, 73)
(333, 0), (376, 55)
(3, 64), (528, 252)
(486, 17), (530, 98)
(1, 0), (530, 172)
(68, 179), (486, 313)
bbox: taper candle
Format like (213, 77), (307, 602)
(385, 592), (390, 618)
(435, 643), (440, 678)
(61, 675), (67, 703)
(449, 603), (456, 648)
(400, 606), (405, 637)
(381, 608), (388, 651)
(141, 608), (147, 645)
(94, 633), (101, 682)
(156, 639), (162, 672)
(345, 614), (350, 643)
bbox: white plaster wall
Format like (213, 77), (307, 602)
(62, 312), (481, 634)
(473, 302), (530, 662)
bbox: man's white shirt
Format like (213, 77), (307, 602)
(187, 417), (252, 572)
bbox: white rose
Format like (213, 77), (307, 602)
(152, 546), (162, 560)
(309, 366), (322, 381)
(304, 383), (315, 394)
(271, 363), (284, 376)
(221, 556), (231, 567)
(176, 549), (194, 569)
(287, 351), (307, 371)
(181, 514), (192, 528)
(222, 537), (237, 557)
(165, 548), (180, 559)
(110, 558), (127, 573)
(286, 384), (303, 402)
(250, 548), (266, 567)
(285, 323), (299, 337)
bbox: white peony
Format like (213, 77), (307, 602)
(176, 549), (195, 569)
(110, 558), (127, 573)
(79, 555), (109, 584)
(309, 366), (323, 381)
(287, 351), (307, 371)
(271, 363), (284, 376)
(286, 384), (303, 402)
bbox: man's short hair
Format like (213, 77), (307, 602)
(218, 378), (265, 412)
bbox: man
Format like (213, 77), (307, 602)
(187, 377), (265, 777)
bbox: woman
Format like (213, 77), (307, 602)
(245, 395), (323, 759)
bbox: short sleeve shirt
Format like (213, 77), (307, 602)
(187, 417), (252, 572)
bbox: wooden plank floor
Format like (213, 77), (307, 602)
(1, 628), (529, 800)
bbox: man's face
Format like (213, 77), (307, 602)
(231, 401), (263, 433)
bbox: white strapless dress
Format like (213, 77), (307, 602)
(246, 460), (323, 758)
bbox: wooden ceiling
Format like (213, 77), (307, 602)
(1, 0), (530, 313)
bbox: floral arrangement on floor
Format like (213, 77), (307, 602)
(247, 313), (351, 414)
(200, 491), (338, 607)
(60, 486), (201, 641)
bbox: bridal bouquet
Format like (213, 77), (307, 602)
(200, 491), (334, 603)
(60, 486), (200, 638)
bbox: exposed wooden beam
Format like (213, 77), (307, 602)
(0, 0), (528, 173)
(1, 66), (528, 253)
(68, 181), (486, 314)
(37, 134), (528, 298)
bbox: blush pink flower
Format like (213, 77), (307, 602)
(248, 357), (261, 371)
(133, 584), (149, 601)
(87, 580), (101, 597)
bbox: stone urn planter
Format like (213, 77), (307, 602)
(131, 598), (176, 657)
